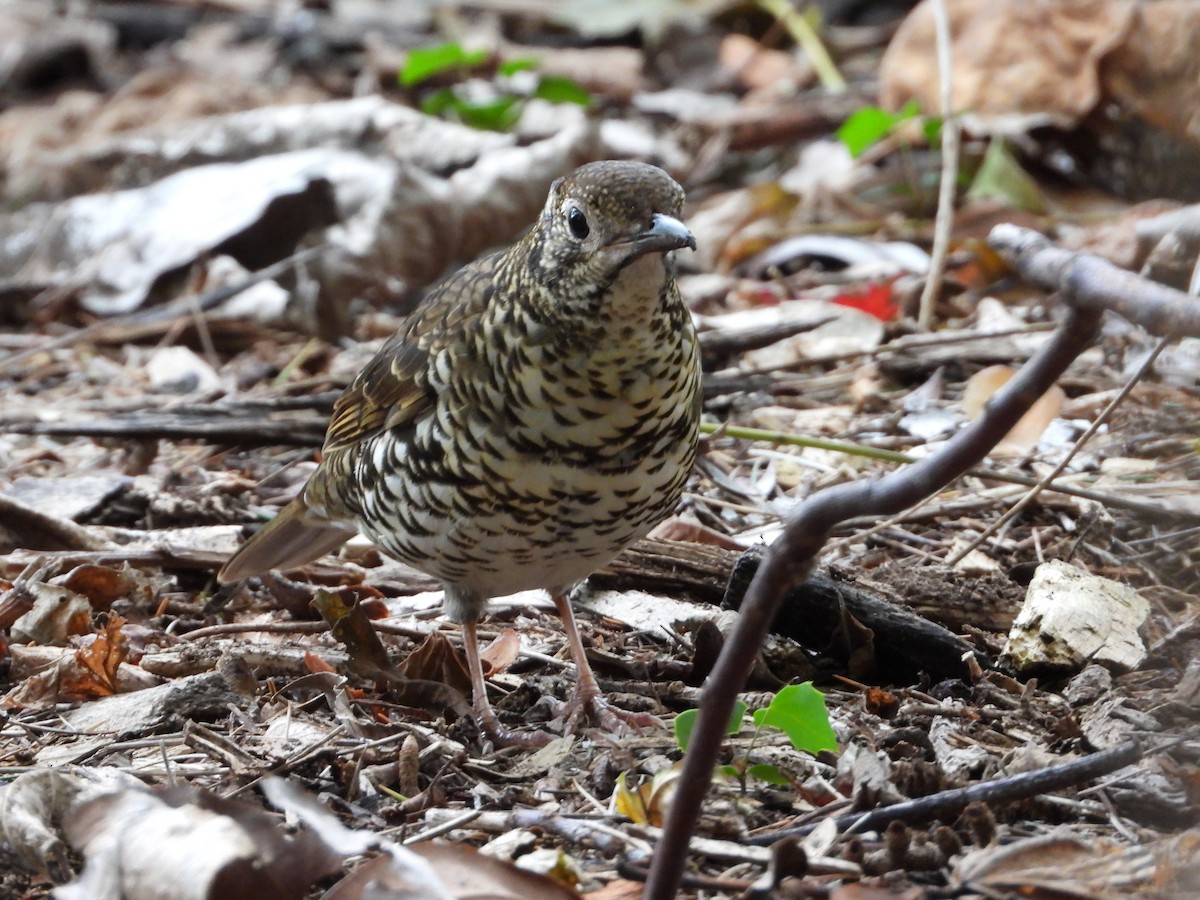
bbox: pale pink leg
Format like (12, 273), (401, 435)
(463, 618), (552, 749)
(550, 591), (663, 735)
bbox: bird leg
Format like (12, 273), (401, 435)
(549, 591), (663, 736)
(462, 618), (552, 749)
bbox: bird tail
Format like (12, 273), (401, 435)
(218, 497), (356, 583)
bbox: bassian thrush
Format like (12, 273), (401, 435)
(219, 160), (702, 746)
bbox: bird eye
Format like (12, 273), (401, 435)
(567, 206), (590, 240)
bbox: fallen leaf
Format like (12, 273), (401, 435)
(961, 365), (1065, 455)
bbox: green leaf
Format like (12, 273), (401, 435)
(674, 699), (748, 751)
(674, 710), (697, 750)
(966, 137), (1045, 213)
(455, 95), (522, 131)
(532, 75), (591, 107)
(752, 683), (838, 755)
(498, 58), (538, 76)
(729, 699), (748, 734)
(837, 106), (894, 157)
(836, 100), (921, 157)
(747, 763), (791, 785)
(400, 43), (488, 86)
(922, 115), (944, 146)
(420, 88), (458, 118)
(422, 90), (522, 132)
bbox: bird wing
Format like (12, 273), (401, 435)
(323, 257), (500, 452)
(217, 254), (504, 583)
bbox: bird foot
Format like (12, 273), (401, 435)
(547, 685), (664, 737)
(473, 701), (555, 749)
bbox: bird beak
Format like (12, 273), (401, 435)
(625, 213), (697, 257)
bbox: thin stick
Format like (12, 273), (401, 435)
(948, 335), (1172, 566)
(917, 0), (959, 329)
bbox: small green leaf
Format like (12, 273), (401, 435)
(747, 763), (791, 785)
(837, 106), (894, 157)
(423, 91), (522, 132)
(498, 58), (538, 76)
(837, 100), (921, 157)
(420, 88), (458, 117)
(400, 43), (488, 86)
(966, 137), (1045, 213)
(532, 75), (591, 107)
(457, 95), (522, 131)
(674, 699), (748, 751)
(922, 115), (944, 146)
(729, 699), (748, 733)
(674, 710), (697, 751)
(752, 683), (838, 755)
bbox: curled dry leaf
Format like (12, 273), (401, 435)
(53, 563), (142, 610)
(611, 766), (682, 827)
(0, 767), (146, 881)
(479, 627), (522, 675)
(58, 785), (342, 900)
(953, 829), (1160, 896)
(718, 34), (807, 94)
(9, 582), (91, 645)
(397, 630), (472, 691)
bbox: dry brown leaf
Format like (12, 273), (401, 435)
(54, 564), (135, 609)
(479, 627), (521, 675)
(1099, 2), (1200, 145)
(312, 589), (397, 680)
(953, 831), (1156, 897)
(10, 582), (92, 645)
(648, 517), (746, 551)
(304, 652), (337, 675)
(60, 785), (342, 900)
(411, 840), (582, 899)
(880, 0), (1133, 126)
(581, 881), (645, 900)
(397, 631), (472, 692)
(64, 615), (129, 700)
(718, 34), (804, 93)
(961, 364), (1064, 455)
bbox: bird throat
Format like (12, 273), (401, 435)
(600, 252), (671, 333)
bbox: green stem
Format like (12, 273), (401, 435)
(702, 420), (915, 465)
(757, 0), (846, 92)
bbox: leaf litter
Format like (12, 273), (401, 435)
(1, 0), (1199, 897)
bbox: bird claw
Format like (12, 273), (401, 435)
(547, 687), (664, 737)
(472, 703), (556, 749)
(481, 721), (556, 749)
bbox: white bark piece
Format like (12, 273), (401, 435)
(1001, 560), (1149, 673)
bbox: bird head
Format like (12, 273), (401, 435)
(520, 160), (695, 323)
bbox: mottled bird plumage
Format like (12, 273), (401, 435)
(220, 160), (701, 640)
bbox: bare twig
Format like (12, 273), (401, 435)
(745, 739), (1142, 844)
(947, 335), (1173, 566)
(916, 0), (959, 329)
(990, 225), (1200, 338)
